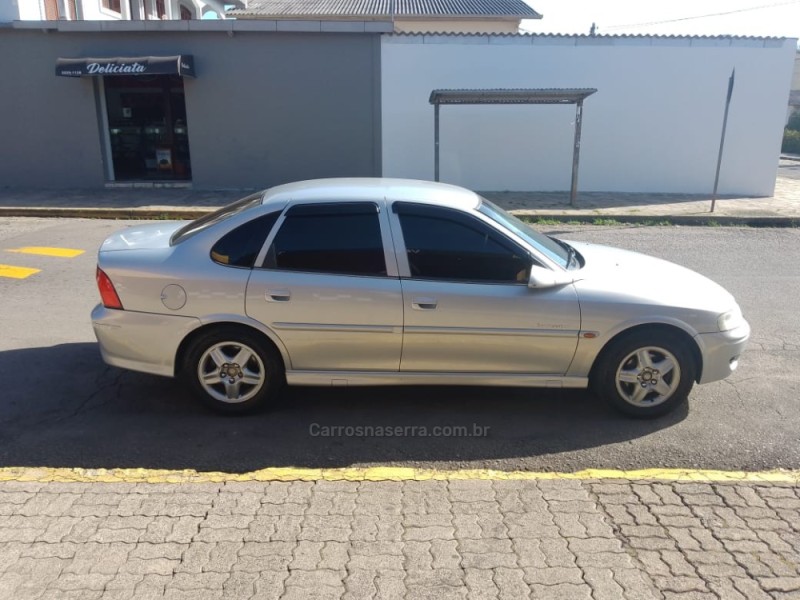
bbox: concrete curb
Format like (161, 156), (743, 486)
(1, 206), (798, 226)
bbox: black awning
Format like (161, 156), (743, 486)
(56, 55), (195, 78)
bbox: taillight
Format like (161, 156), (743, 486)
(96, 266), (123, 310)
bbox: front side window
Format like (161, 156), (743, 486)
(478, 198), (572, 269)
(263, 203), (386, 276)
(395, 203), (530, 283)
(210, 212), (280, 268)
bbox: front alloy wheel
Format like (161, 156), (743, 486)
(615, 346), (681, 408)
(593, 330), (696, 418)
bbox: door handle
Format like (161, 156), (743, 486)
(411, 297), (438, 310)
(266, 289), (291, 302)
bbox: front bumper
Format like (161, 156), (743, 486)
(695, 320), (751, 385)
(91, 304), (200, 377)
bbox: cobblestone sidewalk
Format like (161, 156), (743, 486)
(1, 478), (798, 599)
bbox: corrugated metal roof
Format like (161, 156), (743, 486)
(390, 31), (788, 40)
(429, 88), (597, 105)
(229, 0), (541, 19)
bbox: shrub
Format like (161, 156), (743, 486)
(783, 129), (800, 154)
(787, 110), (800, 132)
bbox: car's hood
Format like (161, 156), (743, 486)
(99, 221), (189, 252)
(568, 240), (737, 314)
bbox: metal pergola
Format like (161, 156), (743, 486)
(429, 88), (598, 207)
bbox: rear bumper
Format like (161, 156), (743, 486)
(91, 304), (200, 377)
(695, 320), (750, 385)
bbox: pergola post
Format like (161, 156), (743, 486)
(434, 103), (440, 182)
(570, 99), (584, 208)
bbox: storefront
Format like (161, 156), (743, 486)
(56, 56), (195, 182)
(0, 24), (382, 190)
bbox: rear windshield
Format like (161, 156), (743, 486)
(171, 192), (264, 245)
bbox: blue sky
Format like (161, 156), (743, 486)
(521, 0), (800, 39)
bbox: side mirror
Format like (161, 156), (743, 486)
(528, 265), (573, 289)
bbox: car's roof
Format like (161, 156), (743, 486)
(261, 178), (481, 211)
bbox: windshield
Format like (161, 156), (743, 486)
(477, 198), (571, 268)
(171, 192), (264, 245)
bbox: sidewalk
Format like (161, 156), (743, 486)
(1, 472), (798, 600)
(1, 162), (799, 225)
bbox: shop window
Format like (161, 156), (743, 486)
(102, 0), (121, 13)
(104, 75), (192, 182)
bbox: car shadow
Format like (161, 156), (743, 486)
(0, 343), (687, 473)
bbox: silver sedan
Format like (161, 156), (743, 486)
(91, 178), (750, 417)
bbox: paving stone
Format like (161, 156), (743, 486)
(529, 582), (593, 599)
(430, 539), (462, 570)
(539, 537), (577, 568)
(2, 477), (800, 600)
(583, 566), (626, 600)
(653, 576), (710, 593)
(464, 568), (498, 599)
(523, 566), (583, 585)
(252, 570), (290, 599)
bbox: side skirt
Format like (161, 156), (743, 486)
(285, 371), (588, 388)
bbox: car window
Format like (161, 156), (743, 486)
(395, 203), (530, 283)
(210, 212), (280, 268)
(171, 192), (264, 245)
(478, 198), (571, 269)
(263, 203), (386, 276)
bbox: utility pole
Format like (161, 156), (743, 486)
(711, 68), (735, 213)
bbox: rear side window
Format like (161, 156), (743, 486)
(172, 192), (264, 245)
(211, 212), (279, 268)
(263, 203), (386, 276)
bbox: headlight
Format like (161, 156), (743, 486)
(718, 307), (744, 332)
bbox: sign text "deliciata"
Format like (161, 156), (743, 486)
(86, 62), (147, 74)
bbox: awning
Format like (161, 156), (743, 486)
(429, 88), (597, 105)
(55, 55), (195, 78)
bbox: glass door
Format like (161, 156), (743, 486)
(104, 75), (191, 181)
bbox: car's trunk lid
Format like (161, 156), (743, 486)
(99, 222), (189, 253)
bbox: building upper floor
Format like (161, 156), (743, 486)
(0, 0), (239, 21)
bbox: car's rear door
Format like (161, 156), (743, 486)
(390, 202), (581, 374)
(245, 201), (403, 372)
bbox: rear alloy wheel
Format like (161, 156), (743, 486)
(593, 330), (696, 418)
(183, 328), (283, 414)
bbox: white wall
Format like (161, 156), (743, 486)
(381, 35), (797, 195)
(79, 0), (125, 20)
(1, 0), (44, 20)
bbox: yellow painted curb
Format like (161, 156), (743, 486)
(7, 246), (85, 258)
(0, 467), (798, 485)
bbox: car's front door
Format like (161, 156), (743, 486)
(245, 202), (403, 372)
(391, 202), (581, 374)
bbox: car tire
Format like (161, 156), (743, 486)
(591, 329), (696, 418)
(182, 327), (284, 415)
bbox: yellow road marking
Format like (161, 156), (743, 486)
(0, 466), (798, 484)
(0, 264), (40, 279)
(7, 246), (85, 258)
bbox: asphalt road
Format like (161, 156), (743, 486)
(779, 157), (800, 180)
(0, 218), (798, 473)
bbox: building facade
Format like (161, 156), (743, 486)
(0, 0), (233, 22)
(0, 21), (794, 195)
(0, 21), (382, 189)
